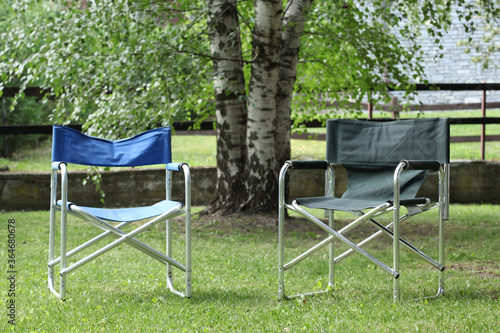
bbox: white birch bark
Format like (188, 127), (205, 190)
(206, 0), (311, 213)
(244, 0), (284, 210)
(276, 0), (312, 167)
(207, 0), (248, 213)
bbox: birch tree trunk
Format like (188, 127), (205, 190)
(243, 0), (284, 212)
(276, 0), (313, 168)
(206, 0), (248, 213)
(206, 0), (312, 214)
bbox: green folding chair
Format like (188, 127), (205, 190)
(49, 126), (191, 299)
(278, 118), (450, 303)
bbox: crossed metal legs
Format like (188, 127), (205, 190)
(48, 205), (192, 299)
(278, 201), (445, 302)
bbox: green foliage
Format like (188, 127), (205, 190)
(456, 0), (500, 69)
(1, 0), (214, 139)
(1, 0), (499, 138)
(0, 97), (52, 157)
(0, 0), (53, 157)
(0, 1), (14, 32)
(291, 0), (462, 126)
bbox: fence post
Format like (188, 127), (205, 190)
(481, 89), (486, 160)
(390, 96), (400, 119)
(368, 93), (373, 119)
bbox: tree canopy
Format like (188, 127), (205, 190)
(1, 0), (215, 138)
(1, 0), (497, 213)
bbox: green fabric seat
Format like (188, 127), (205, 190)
(297, 165), (428, 211)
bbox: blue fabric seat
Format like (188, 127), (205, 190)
(48, 126), (192, 300)
(57, 200), (182, 223)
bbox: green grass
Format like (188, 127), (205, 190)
(1, 110), (499, 172)
(0, 204), (499, 331)
(305, 109), (500, 161)
(0, 134), (330, 171)
(0, 135), (219, 172)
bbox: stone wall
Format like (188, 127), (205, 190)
(1, 161), (499, 211)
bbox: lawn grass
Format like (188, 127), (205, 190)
(0, 205), (499, 332)
(1, 110), (499, 172)
(0, 134), (334, 171)
(0, 134), (218, 172)
(305, 109), (500, 161)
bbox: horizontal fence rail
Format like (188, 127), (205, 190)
(2, 118), (499, 142)
(1, 83), (500, 159)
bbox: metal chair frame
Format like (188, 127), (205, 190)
(278, 119), (450, 303)
(48, 126), (192, 300)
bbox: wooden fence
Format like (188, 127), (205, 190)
(2, 83), (500, 159)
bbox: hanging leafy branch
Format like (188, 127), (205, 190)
(455, 0), (500, 69)
(1, 0), (214, 139)
(2, 0), (498, 137)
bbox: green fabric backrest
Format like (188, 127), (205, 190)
(326, 118), (450, 166)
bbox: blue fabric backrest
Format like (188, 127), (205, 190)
(326, 118), (450, 166)
(51, 126), (172, 167)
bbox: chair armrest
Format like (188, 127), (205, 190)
(52, 162), (66, 170)
(166, 162), (189, 171)
(288, 160), (329, 170)
(401, 160), (441, 171)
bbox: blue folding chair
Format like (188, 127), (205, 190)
(48, 126), (191, 299)
(278, 118), (450, 302)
